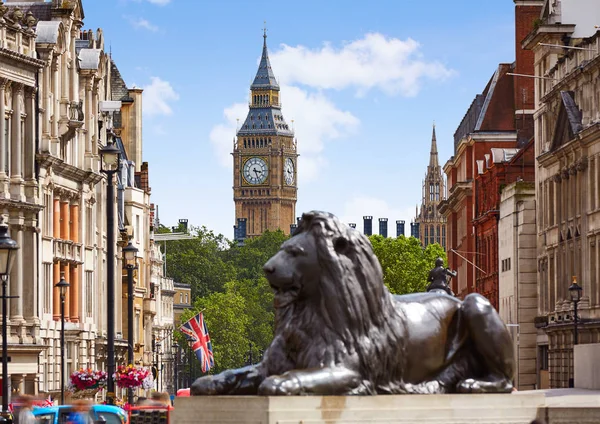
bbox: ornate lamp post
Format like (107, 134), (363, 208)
(568, 276), (583, 345)
(99, 136), (121, 404)
(0, 221), (18, 419)
(123, 240), (138, 405)
(55, 274), (70, 405)
(172, 342), (179, 393)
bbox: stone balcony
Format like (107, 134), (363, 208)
(53, 239), (82, 264)
(143, 297), (156, 316)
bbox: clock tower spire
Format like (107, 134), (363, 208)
(233, 32), (298, 239)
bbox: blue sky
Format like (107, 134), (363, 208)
(82, 0), (516, 238)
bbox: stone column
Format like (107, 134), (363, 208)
(0, 78), (7, 182)
(51, 57), (59, 151)
(53, 262), (60, 320)
(9, 220), (24, 321)
(10, 83), (24, 201)
(85, 78), (93, 153)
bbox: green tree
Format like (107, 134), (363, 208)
(225, 230), (289, 281)
(182, 289), (250, 374)
(369, 235), (447, 295)
(162, 225), (236, 298)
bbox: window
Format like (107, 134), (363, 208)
(4, 118), (9, 174)
(43, 193), (52, 236)
(86, 271), (93, 317)
(43, 263), (52, 313)
(135, 215), (140, 243)
(185, 294), (188, 304)
(180, 293), (183, 303)
(86, 206), (93, 245)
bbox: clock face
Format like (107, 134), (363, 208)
(284, 158), (295, 185)
(243, 157), (268, 185)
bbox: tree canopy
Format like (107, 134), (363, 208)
(166, 225), (445, 377)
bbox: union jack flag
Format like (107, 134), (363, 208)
(180, 312), (214, 373)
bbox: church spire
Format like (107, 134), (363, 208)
(251, 26), (279, 90)
(429, 122), (439, 168)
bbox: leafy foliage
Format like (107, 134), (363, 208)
(368, 235), (447, 295)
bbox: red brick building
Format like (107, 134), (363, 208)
(439, 0), (543, 298)
(473, 141), (536, 309)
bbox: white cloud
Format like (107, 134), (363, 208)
(127, 17), (159, 32)
(339, 196), (416, 234)
(142, 77), (179, 116)
(210, 32), (452, 181)
(209, 85), (358, 182)
(271, 32), (454, 97)
(146, 0), (171, 4)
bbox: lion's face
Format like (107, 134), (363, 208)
(263, 231), (321, 309)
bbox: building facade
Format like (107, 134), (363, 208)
(414, 125), (446, 248)
(0, 0), (46, 396)
(232, 32), (298, 238)
(439, 1), (542, 298)
(523, 0), (600, 388)
(498, 177), (538, 391)
(473, 144), (535, 311)
(0, 0), (169, 402)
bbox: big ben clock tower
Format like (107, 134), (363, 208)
(233, 31), (298, 237)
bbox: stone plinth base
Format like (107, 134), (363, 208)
(174, 393), (547, 424)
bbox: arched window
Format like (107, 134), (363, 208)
(429, 226), (434, 245)
(435, 183), (440, 201)
(424, 226), (428, 243)
(430, 184), (434, 201)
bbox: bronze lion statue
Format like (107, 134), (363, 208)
(191, 211), (515, 396)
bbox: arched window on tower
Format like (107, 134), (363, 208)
(266, 95), (270, 104)
(430, 184), (434, 201)
(429, 226), (434, 245)
(435, 183), (440, 201)
(436, 225), (440, 245)
(424, 226), (428, 244)
(442, 226), (446, 249)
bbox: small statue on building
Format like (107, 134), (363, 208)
(426, 257), (456, 296)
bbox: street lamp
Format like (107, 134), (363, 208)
(172, 342), (179, 393)
(569, 276), (583, 345)
(0, 220), (18, 419)
(100, 136), (122, 404)
(123, 240), (138, 406)
(55, 273), (70, 405)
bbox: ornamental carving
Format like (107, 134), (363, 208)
(561, 167), (570, 180)
(569, 165), (577, 176)
(575, 158), (588, 172)
(552, 174), (562, 183)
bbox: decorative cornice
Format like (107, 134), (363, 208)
(0, 47), (45, 69)
(0, 198), (43, 212)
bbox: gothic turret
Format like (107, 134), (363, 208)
(414, 123), (447, 248)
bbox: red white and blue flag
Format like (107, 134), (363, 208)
(180, 312), (214, 373)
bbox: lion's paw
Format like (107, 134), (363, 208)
(258, 375), (302, 396)
(457, 378), (513, 393)
(403, 380), (444, 394)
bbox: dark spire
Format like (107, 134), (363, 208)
(251, 27), (279, 90)
(429, 122), (439, 168)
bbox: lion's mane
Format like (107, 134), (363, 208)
(271, 211), (406, 393)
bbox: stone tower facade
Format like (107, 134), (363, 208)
(233, 32), (298, 237)
(415, 125), (446, 248)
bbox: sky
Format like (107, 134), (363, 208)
(82, 0), (516, 239)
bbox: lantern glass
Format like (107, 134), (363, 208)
(100, 142), (121, 172)
(568, 277), (582, 302)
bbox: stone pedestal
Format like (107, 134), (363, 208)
(574, 343), (600, 389)
(174, 393), (547, 424)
